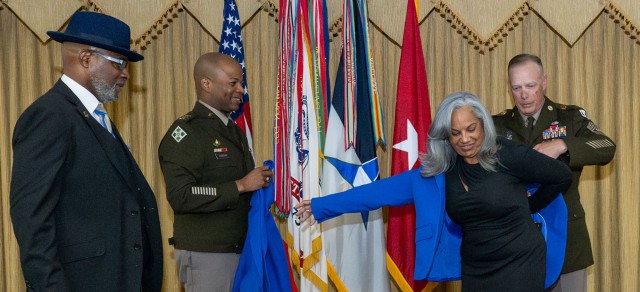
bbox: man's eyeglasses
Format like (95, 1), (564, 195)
(87, 50), (128, 71)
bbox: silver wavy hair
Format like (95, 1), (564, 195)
(420, 91), (500, 177)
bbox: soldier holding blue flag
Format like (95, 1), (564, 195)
(158, 53), (272, 292)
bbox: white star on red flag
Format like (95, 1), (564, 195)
(392, 119), (419, 169)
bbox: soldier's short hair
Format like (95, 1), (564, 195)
(508, 54), (544, 74)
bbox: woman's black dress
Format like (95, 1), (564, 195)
(446, 137), (571, 292)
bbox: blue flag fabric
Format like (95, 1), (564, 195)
(528, 184), (567, 288)
(233, 160), (292, 292)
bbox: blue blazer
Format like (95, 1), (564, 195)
(312, 169), (462, 281)
(311, 169), (567, 287)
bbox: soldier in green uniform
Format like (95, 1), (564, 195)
(493, 54), (616, 292)
(158, 52), (272, 292)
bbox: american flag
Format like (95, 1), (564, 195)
(219, 0), (254, 160)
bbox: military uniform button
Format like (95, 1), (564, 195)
(134, 243), (142, 250)
(131, 210), (139, 215)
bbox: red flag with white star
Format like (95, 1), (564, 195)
(385, 0), (432, 291)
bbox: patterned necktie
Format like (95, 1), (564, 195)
(527, 116), (535, 136)
(95, 104), (115, 137)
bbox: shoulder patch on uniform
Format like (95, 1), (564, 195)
(579, 109), (589, 119)
(496, 110), (508, 116)
(171, 126), (187, 143)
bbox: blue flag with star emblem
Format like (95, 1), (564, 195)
(319, 1), (389, 290)
(219, 0), (254, 160)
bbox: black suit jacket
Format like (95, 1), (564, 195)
(10, 80), (163, 291)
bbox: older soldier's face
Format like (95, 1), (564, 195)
(508, 61), (547, 117)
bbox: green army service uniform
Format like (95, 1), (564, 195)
(493, 97), (616, 274)
(158, 101), (254, 253)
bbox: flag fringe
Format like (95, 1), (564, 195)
(386, 252), (414, 292)
(326, 260), (348, 292)
(303, 268), (329, 292)
(286, 229), (328, 291)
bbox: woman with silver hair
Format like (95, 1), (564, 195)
(421, 91), (500, 177)
(295, 92), (571, 291)
(427, 91), (571, 291)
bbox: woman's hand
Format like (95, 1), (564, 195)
(293, 200), (316, 225)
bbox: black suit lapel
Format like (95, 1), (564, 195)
(77, 104), (136, 187)
(54, 80), (149, 207)
(111, 124), (142, 188)
(111, 124), (156, 206)
(59, 83), (137, 195)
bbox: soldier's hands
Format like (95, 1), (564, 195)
(293, 200), (316, 225)
(533, 139), (568, 159)
(235, 166), (273, 193)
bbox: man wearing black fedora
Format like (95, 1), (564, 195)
(10, 11), (163, 292)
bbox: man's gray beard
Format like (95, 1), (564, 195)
(91, 76), (118, 103)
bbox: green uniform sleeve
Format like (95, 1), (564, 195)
(561, 108), (616, 168)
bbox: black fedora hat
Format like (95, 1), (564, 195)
(47, 11), (143, 62)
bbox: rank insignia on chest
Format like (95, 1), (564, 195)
(171, 126), (187, 143)
(213, 139), (221, 147)
(506, 131), (513, 140)
(542, 122), (567, 140)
